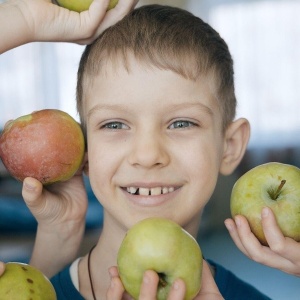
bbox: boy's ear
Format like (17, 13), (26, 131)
(220, 118), (250, 175)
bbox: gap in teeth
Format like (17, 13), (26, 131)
(126, 187), (174, 195)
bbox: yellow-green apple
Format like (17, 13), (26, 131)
(230, 162), (300, 245)
(0, 262), (56, 300)
(56, 0), (118, 13)
(0, 109), (85, 185)
(117, 217), (203, 300)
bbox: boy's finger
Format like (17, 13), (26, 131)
(0, 262), (5, 276)
(22, 177), (44, 209)
(138, 270), (159, 300)
(233, 215), (266, 254)
(167, 278), (186, 300)
(199, 260), (223, 299)
(262, 207), (300, 262)
(224, 218), (248, 256)
(261, 207), (285, 249)
(91, 0), (138, 38)
(106, 276), (125, 300)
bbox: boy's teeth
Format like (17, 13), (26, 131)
(128, 187), (138, 194)
(139, 187), (150, 196)
(126, 186), (175, 195)
(162, 187), (169, 194)
(151, 187), (162, 196)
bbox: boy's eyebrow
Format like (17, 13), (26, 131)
(87, 104), (130, 119)
(167, 102), (214, 116)
(87, 102), (214, 119)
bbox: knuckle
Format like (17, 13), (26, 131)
(269, 241), (286, 254)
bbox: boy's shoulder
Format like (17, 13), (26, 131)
(208, 259), (271, 300)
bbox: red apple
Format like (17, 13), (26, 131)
(0, 109), (85, 185)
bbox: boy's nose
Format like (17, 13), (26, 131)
(128, 131), (170, 168)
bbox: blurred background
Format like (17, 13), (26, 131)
(0, 0), (299, 299)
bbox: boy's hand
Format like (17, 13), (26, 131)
(225, 207), (300, 277)
(1, 0), (138, 53)
(106, 260), (224, 300)
(23, 156), (89, 278)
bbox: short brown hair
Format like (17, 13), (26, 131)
(77, 4), (236, 135)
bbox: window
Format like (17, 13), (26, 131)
(205, 0), (300, 148)
(0, 42), (84, 126)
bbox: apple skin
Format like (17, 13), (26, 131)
(117, 217), (203, 300)
(0, 109), (85, 185)
(0, 262), (56, 300)
(56, 0), (118, 13)
(230, 162), (300, 245)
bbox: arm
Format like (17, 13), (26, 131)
(1, 0), (138, 278)
(225, 207), (300, 277)
(0, 0), (138, 54)
(24, 171), (88, 278)
(20, 151), (89, 278)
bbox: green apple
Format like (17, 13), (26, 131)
(0, 109), (85, 185)
(0, 262), (56, 300)
(230, 162), (300, 245)
(56, 0), (118, 13)
(117, 217), (203, 300)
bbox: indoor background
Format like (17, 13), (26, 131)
(0, 0), (299, 299)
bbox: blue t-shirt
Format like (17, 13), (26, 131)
(51, 260), (271, 300)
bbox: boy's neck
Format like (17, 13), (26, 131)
(78, 215), (129, 299)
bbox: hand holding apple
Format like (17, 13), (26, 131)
(230, 162), (300, 246)
(1, 0), (138, 54)
(0, 262), (56, 299)
(117, 217), (203, 300)
(0, 109), (85, 185)
(225, 209), (300, 277)
(108, 260), (223, 300)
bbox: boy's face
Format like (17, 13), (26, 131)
(84, 56), (227, 232)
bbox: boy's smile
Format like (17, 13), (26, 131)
(84, 55), (227, 232)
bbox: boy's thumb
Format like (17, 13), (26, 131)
(22, 177), (43, 209)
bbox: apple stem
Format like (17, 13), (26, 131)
(272, 179), (286, 200)
(158, 273), (167, 287)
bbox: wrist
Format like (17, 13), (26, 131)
(0, 0), (35, 53)
(30, 221), (85, 278)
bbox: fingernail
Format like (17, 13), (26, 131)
(143, 272), (150, 284)
(224, 220), (233, 231)
(262, 207), (269, 218)
(235, 216), (241, 227)
(172, 280), (179, 290)
(24, 181), (36, 191)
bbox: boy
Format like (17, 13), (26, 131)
(44, 4), (266, 299)
(1, 1), (299, 299)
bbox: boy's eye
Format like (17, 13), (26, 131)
(169, 120), (195, 129)
(103, 122), (128, 130)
